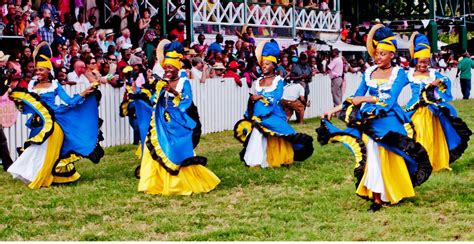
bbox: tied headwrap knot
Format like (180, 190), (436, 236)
(373, 36), (396, 53)
(414, 43), (431, 59)
(163, 51), (183, 70)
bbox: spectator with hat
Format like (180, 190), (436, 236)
(223, 60), (242, 86)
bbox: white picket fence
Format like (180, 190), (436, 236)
(3, 69), (473, 160)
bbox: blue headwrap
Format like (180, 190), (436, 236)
(262, 40), (280, 64)
(412, 33), (431, 59)
(373, 27), (397, 52)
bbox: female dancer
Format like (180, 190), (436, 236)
(234, 40), (313, 168)
(316, 25), (432, 211)
(136, 40), (220, 195)
(4, 42), (104, 189)
(404, 32), (471, 171)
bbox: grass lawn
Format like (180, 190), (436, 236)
(0, 99), (473, 241)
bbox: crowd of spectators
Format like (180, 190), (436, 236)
(0, 0), (470, 125)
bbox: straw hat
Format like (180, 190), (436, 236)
(366, 24), (385, 58)
(156, 39), (171, 66)
(408, 31), (418, 60)
(0, 51), (10, 62)
(212, 62), (226, 70)
(254, 40), (267, 66)
(184, 47), (197, 56)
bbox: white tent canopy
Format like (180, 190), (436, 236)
(312, 40), (367, 52)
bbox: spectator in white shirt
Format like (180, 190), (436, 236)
(281, 80), (306, 124)
(67, 61), (90, 84)
(191, 57), (209, 83)
(73, 12), (88, 33)
(116, 28), (132, 51)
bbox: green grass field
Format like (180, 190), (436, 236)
(0, 99), (473, 241)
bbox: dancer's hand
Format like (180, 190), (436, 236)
(431, 78), (442, 86)
(323, 105), (343, 120)
(80, 86), (95, 97)
(163, 84), (179, 96)
(250, 94), (263, 101)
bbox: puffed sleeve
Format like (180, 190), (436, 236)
(373, 69), (409, 113)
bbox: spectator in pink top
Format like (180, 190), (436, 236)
(327, 48), (344, 106)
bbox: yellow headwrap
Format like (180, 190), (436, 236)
(373, 36), (396, 53)
(414, 43), (431, 59)
(162, 51), (183, 70)
(262, 56), (277, 64)
(36, 53), (53, 70)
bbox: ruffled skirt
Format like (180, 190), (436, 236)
(7, 123), (80, 189)
(411, 106), (451, 171)
(138, 146), (220, 195)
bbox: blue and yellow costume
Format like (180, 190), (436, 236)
(234, 40), (313, 168)
(137, 41), (220, 195)
(5, 42), (104, 189)
(404, 33), (472, 171)
(316, 26), (432, 204)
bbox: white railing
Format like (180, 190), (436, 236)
(295, 9), (340, 32)
(183, 1), (340, 36)
(3, 69), (473, 160)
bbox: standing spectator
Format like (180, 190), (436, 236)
(116, 28), (131, 51)
(276, 56), (290, 79)
(117, 43), (132, 80)
(51, 22), (66, 48)
(73, 12), (88, 34)
(143, 21), (160, 65)
(119, 0), (137, 31)
(281, 80), (306, 124)
(67, 60), (89, 84)
(39, 0), (59, 21)
(191, 57), (208, 83)
(326, 48), (344, 106)
(169, 19), (185, 43)
(456, 51), (474, 99)
(223, 60), (242, 87)
(290, 53), (312, 100)
(207, 33), (223, 60)
(38, 17), (54, 44)
(137, 8), (151, 47)
(0, 51), (13, 171)
(211, 62), (225, 78)
(192, 33), (208, 57)
(74, 0), (84, 19)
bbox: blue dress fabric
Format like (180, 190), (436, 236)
(404, 69), (472, 164)
(25, 80), (103, 162)
(316, 66), (433, 189)
(235, 76), (314, 164)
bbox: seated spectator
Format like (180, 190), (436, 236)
(281, 80), (306, 124)
(223, 60), (242, 87)
(67, 60), (89, 84)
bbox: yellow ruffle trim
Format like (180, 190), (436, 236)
(138, 146), (220, 195)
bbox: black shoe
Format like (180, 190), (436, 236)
(368, 203), (382, 212)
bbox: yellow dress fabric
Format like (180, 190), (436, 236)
(28, 123), (80, 188)
(138, 146), (221, 195)
(266, 136), (294, 167)
(411, 106), (451, 171)
(135, 145), (142, 159)
(356, 145), (415, 204)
